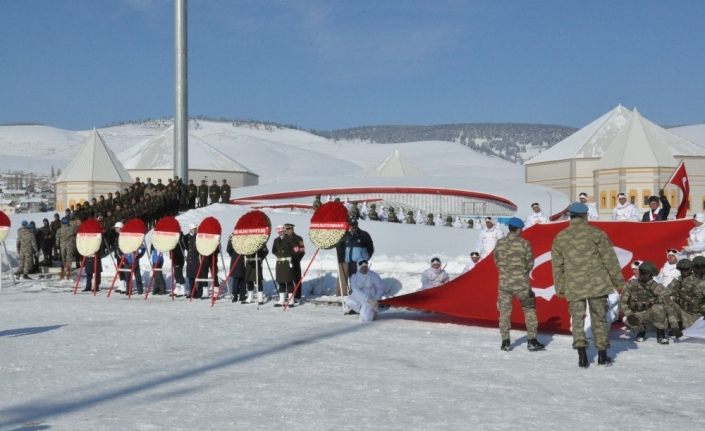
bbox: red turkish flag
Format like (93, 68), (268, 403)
(667, 161), (690, 219)
(381, 220), (693, 333)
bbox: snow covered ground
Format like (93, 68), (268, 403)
(2, 275), (705, 430)
(3, 204), (705, 430)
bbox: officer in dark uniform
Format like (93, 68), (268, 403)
(272, 224), (297, 306)
(187, 179), (198, 209)
(197, 180), (208, 208)
(209, 180), (221, 205)
(220, 179), (231, 203)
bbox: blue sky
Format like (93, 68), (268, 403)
(1, 0), (704, 130)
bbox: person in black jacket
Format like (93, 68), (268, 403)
(341, 218), (374, 277)
(642, 189), (671, 221)
(225, 234), (246, 302)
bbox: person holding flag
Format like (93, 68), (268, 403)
(641, 189), (670, 222)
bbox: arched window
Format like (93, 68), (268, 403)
(642, 189), (652, 207)
(610, 191), (617, 208)
(600, 191), (607, 208)
(628, 189), (637, 205)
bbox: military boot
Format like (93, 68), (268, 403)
(635, 331), (646, 342)
(577, 347), (589, 368)
(656, 329), (669, 345)
(527, 338), (545, 352)
(597, 350), (612, 366)
(500, 339), (510, 351)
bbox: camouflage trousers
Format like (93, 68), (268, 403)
(624, 304), (667, 332)
(497, 288), (538, 340)
(569, 296), (610, 350)
(17, 251), (34, 274)
(671, 303), (702, 329)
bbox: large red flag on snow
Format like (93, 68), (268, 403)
(381, 220), (693, 333)
(667, 161), (690, 219)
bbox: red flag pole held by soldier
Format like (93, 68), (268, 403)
(209, 255), (218, 305)
(213, 254), (242, 307)
(92, 254), (99, 296)
(284, 247), (320, 311)
(170, 250), (176, 301)
(72, 256), (87, 295)
(144, 252), (159, 301)
(190, 256), (206, 302)
(107, 255), (126, 298)
(126, 253), (136, 299)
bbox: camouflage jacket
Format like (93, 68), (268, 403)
(551, 217), (623, 301)
(620, 279), (667, 315)
(16, 227), (38, 255)
(494, 231), (533, 292)
(670, 276), (705, 314)
(56, 225), (76, 253)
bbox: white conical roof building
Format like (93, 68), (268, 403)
(367, 150), (424, 177)
(118, 126), (258, 188)
(55, 129), (133, 211)
(525, 106), (705, 219)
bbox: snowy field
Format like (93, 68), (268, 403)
(2, 281), (705, 431)
(3, 204), (705, 430)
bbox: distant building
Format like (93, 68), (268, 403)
(525, 105), (705, 218)
(55, 129), (133, 211)
(118, 126), (258, 188)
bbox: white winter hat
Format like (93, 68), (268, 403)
(694, 213), (705, 223)
(188, 223), (197, 230)
(114, 221), (124, 228)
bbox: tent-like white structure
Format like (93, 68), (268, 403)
(367, 150), (424, 177)
(526, 106), (705, 218)
(55, 129), (133, 211)
(118, 126), (258, 188)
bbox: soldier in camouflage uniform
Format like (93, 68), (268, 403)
(493, 217), (544, 351)
(620, 261), (672, 344)
(551, 202), (623, 367)
(663, 259), (703, 338)
(55, 217), (76, 280)
(14, 221), (38, 279)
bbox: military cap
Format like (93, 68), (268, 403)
(507, 217), (525, 229)
(470, 251), (480, 257)
(638, 261), (658, 276)
(676, 259), (693, 270)
(692, 256), (705, 266)
(431, 257), (441, 265)
(531, 202), (540, 208)
(578, 192), (588, 198)
(568, 202), (588, 214)
(284, 223), (295, 229)
(617, 192), (626, 198)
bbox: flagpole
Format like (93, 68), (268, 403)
(661, 160), (684, 190)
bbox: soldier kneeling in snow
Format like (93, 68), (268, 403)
(620, 261), (673, 344)
(345, 260), (389, 322)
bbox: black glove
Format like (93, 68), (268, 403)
(626, 314), (640, 326)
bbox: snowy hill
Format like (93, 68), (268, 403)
(0, 120), (524, 184)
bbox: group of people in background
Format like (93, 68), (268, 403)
(11, 176), (233, 281)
